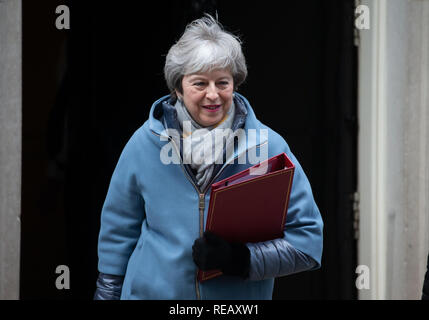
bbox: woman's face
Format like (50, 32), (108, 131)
(176, 69), (234, 127)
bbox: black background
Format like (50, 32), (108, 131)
(21, 0), (357, 299)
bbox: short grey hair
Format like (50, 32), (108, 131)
(164, 14), (247, 96)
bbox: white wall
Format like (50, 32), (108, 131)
(0, 0), (22, 300)
(358, 0), (429, 299)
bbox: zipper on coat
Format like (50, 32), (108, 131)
(151, 130), (204, 299)
(196, 193), (205, 299)
(198, 193), (205, 237)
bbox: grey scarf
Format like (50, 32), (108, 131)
(173, 98), (236, 191)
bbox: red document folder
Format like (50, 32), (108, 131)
(198, 152), (295, 282)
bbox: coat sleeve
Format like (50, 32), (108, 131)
(246, 140), (324, 281)
(93, 273), (124, 300)
(97, 131), (146, 276)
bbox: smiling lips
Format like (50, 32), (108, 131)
(202, 104), (221, 112)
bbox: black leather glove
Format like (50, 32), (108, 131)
(93, 272), (124, 300)
(192, 231), (250, 279)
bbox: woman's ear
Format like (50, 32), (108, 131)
(175, 90), (183, 101)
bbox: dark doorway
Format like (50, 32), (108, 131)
(21, 0), (357, 299)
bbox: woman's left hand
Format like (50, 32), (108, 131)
(192, 231), (250, 279)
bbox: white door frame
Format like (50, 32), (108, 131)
(357, 0), (388, 300)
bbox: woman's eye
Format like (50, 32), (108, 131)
(218, 81), (229, 86)
(194, 82), (206, 86)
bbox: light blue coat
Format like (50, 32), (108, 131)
(97, 93), (323, 299)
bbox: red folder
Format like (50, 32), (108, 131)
(198, 152), (295, 282)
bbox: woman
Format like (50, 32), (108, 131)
(94, 15), (323, 300)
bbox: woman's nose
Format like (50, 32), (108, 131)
(205, 83), (219, 100)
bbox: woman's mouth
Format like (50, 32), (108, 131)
(202, 105), (221, 112)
